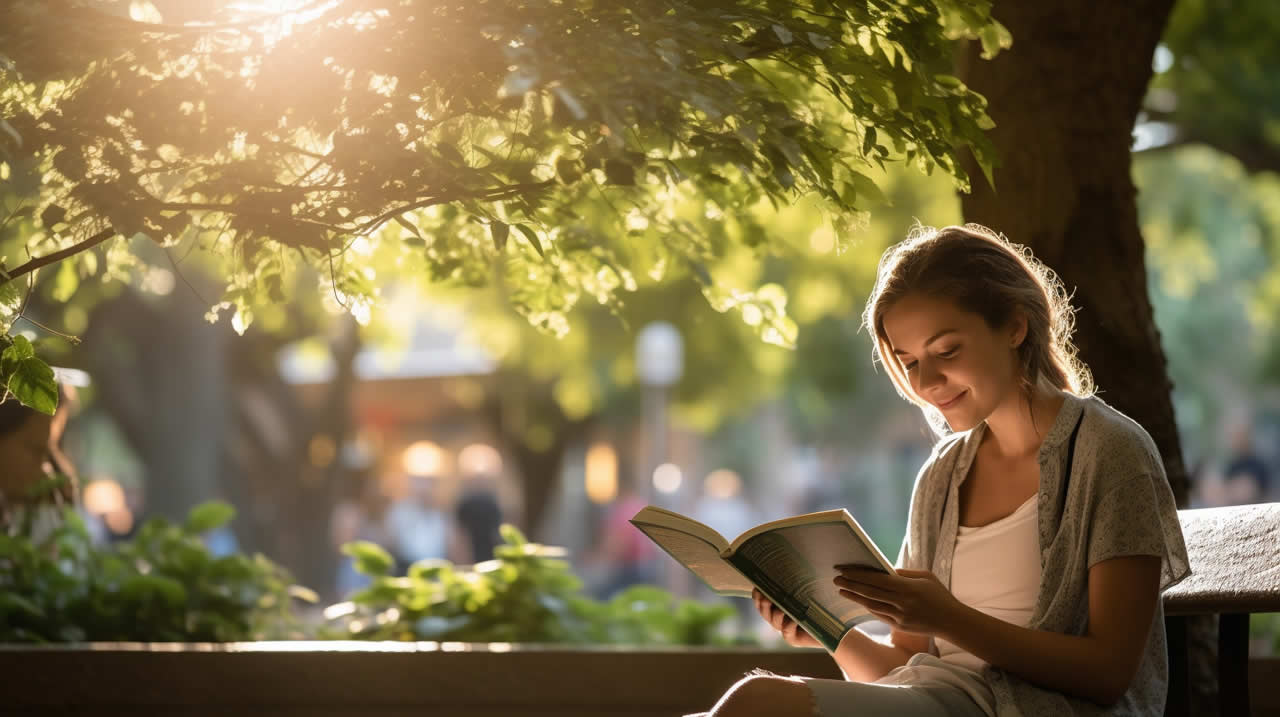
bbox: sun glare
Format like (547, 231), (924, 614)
(222, 0), (342, 47)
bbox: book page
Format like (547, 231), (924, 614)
(629, 523), (754, 597)
(728, 521), (891, 652)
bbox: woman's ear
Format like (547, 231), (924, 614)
(1010, 314), (1028, 349)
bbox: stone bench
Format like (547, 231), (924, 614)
(1163, 502), (1280, 716)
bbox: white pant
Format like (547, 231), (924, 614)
(797, 675), (989, 716)
(687, 656), (991, 717)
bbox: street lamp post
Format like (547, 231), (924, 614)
(636, 321), (684, 496)
(636, 321), (684, 593)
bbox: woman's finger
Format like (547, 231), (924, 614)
(842, 590), (900, 619)
(834, 576), (900, 607)
(771, 607), (788, 633)
(867, 607), (900, 627)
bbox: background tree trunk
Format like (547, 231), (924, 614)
(84, 287), (229, 523)
(957, 0), (1188, 505)
(485, 372), (594, 541)
(957, 5), (1220, 712)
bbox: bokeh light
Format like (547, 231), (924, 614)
(652, 463), (682, 494)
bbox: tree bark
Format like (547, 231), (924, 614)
(958, 0), (1188, 505)
(84, 287), (229, 523)
(485, 372), (593, 541)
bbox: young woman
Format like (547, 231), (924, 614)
(0, 386), (79, 537)
(697, 225), (1190, 717)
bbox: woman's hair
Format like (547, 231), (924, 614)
(861, 224), (1094, 433)
(0, 398), (36, 437)
(0, 388), (77, 504)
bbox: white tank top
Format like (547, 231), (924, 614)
(935, 492), (1042, 673)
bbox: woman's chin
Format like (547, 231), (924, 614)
(942, 412), (980, 433)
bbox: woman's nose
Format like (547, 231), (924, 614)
(917, 358), (944, 390)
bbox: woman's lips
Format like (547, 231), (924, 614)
(936, 390), (966, 409)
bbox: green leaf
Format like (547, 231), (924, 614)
(121, 574), (187, 606)
(0, 591), (45, 618)
(491, 221), (510, 252)
(393, 215), (422, 241)
(498, 523), (527, 547)
(40, 204), (67, 229)
(0, 279), (20, 334)
(343, 540), (394, 576)
(603, 158), (635, 186)
(978, 20), (1013, 60)
(184, 501), (236, 534)
(848, 171), (887, 206)
(688, 260), (713, 286)
(862, 127), (877, 158)
(514, 224), (545, 258)
(3, 337), (57, 415)
(4, 333), (34, 361)
(555, 156), (582, 184)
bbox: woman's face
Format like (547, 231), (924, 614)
(0, 412), (52, 501)
(881, 293), (1024, 432)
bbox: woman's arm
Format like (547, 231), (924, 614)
(938, 555), (1162, 705)
(830, 626), (928, 682)
(752, 588), (922, 682)
(836, 555), (1162, 705)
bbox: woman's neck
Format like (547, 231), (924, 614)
(982, 385), (1067, 459)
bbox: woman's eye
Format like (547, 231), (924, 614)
(902, 360), (918, 371)
(937, 348), (958, 358)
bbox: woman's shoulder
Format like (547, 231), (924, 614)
(914, 427), (980, 491)
(1076, 393), (1164, 477)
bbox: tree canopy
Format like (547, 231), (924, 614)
(0, 0), (1007, 412)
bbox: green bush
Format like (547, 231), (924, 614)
(0, 502), (313, 642)
(1, 500), (746, 646)
(324, 524), (749, 646)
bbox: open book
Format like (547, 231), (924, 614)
(630, 505), (896, 652)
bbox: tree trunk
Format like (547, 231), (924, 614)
(485, 372), (594, 540)
(84, 287), (229, 523)
(958, 0), (1187, 505)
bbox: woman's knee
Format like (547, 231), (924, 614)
(710, 675), (814, 717)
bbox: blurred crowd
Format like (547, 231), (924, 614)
(329, 470), (505, 597)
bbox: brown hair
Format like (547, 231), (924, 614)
(862, 224), (1093, 433)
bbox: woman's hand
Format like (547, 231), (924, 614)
(833, 566), (964, 636)
(752, 588), (822, 649)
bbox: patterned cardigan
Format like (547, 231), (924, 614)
(898, 392), (1191, 716)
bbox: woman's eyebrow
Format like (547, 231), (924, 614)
(892, 328), (958, 355)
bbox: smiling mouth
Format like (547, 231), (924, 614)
(935, 391), (966, 409)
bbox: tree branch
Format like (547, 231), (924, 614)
(354, 179), (556, 235)
(1136, 127), (1280, 175)
(1, 228), (117, 286)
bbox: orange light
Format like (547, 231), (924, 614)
(584, 442), (618, 504)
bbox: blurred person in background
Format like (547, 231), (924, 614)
(1222, 420), (1270, 505)
(454, 469), (504, 564)
(331, 467), (391, 596)
(587, 483), (658, 600)
(0, 385), (89, 540)
(384, 473), (461, 572)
